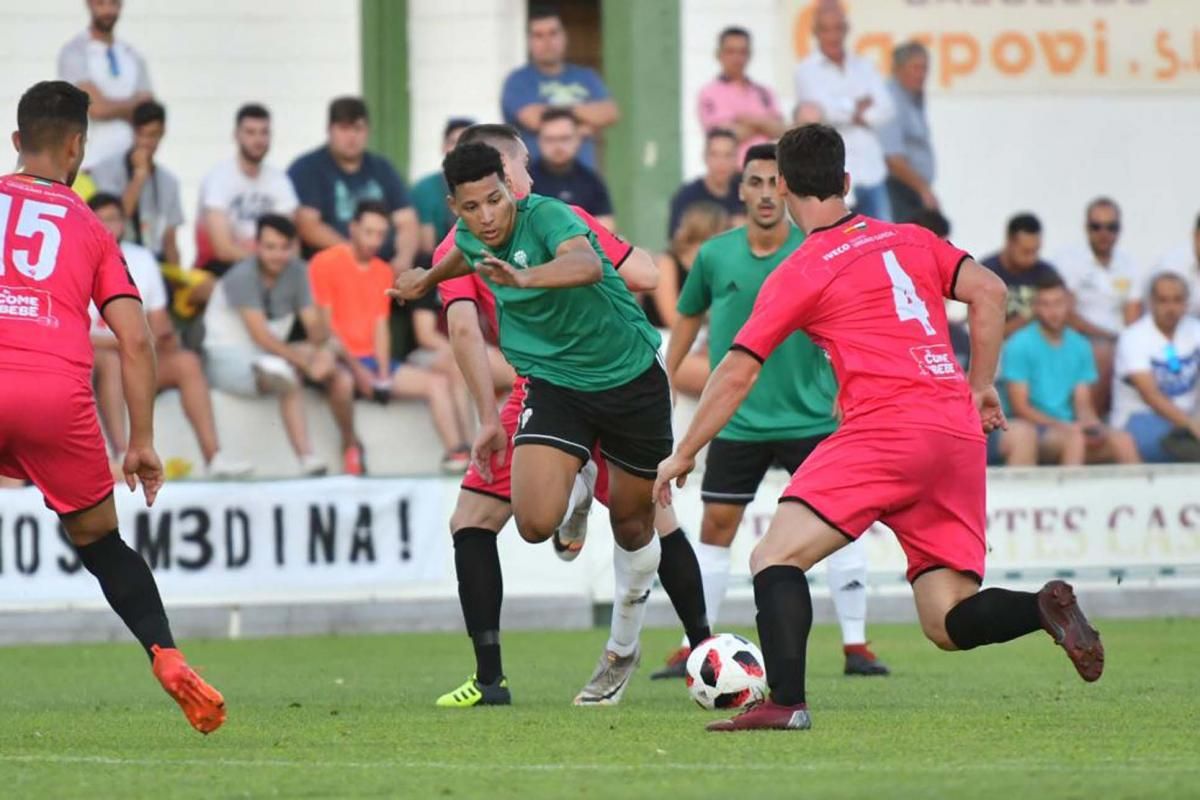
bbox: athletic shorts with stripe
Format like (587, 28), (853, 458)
(700, 434), (828, 505)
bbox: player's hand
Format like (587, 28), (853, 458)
(653, 451), (696, 508)
(972, 386), (1008, 434)
(123, 445), (164, 507)
(386, 268), (430, 304)
(471, 420), (508, 483)
(477, 256), (528, 288)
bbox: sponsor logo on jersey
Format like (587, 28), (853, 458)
(0, 285), (55, 326)
(909, 344), (962, 380)
(843, 220), (869, 234)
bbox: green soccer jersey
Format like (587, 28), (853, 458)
(677, 225), (838, 441)
(454, 194), (661, 391)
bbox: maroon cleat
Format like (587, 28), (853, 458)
(706, 699), (812, 732)
(1037, 580), (1104, 682)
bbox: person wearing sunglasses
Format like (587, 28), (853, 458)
(1112, 273), (1200, 462)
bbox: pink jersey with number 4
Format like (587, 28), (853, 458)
(733, 213), (983, 442)
(0, 173), (139, 379)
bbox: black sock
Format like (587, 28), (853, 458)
(944, 588), (1041, 651)
(656, 529), (711, 648)
(753, 565), (812, 707)
(77, 530), (175, 661)
(453, 527), (504, 684)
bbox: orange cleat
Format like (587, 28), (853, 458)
(151, 645), (227, 734)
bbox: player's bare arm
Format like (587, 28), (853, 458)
(102, 297), (163, 506)
(388, 247), (472, 303)
(447, 302), (506, 482)
(615, 246), (659, 292)
(953, 258), (1010, 433)
(664, 313), (704, 381)
(477, 236), (602, 289)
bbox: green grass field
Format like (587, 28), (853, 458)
(1, 619), (1197, 799)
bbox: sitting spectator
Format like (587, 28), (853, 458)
(1151, 213), (1200, 316)
(202, 215), (361, 476)
(197, 103), (298, 275)
(982, 213), (1061, 337)
(529, 108), (615, 230)
(288, 97), (418, 270)
(697, 26), (784, 163)
(667, 128), (742, 238)
(1112, 273), (1200, 462)
(1001, 274), (1139, 465)
(309, 202), (472, 473)
(90, 99), (182, 265)
(1052, 197), (1142, 417)
(411, 117), (473, 256)
(88, 194), (252, 479)
(881, 41), (937, 224)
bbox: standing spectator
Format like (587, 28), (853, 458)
(1001, 274), (1139, 466)
(56, 0), (152, 169)
(89, 100), (183, 265)
(794, 1), (895, 219)
(309, 202), (472, 473)
(288, 97), (418, 269)
(411, 117), (473, 256)
(529, 108), (615, 230)
(202, 216), (362, 476)
(1151, 213), (1200, 316)
(501, 6), (619, 170)
(87, 194), (251, 479)
(667, 129), (743, 238)
(197, 104), (298, 275)
(1113, 273), (1200, 462)
(881, 41), (936, 224)
(697, 27), (784, 164)
(982, 213), (1061, 337)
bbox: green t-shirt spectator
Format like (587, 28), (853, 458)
(411, 172), (455, 247)
(1000, 324), (1098, 421)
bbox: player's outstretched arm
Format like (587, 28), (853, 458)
(665, 313), (704, 382)
(388, 248), (473, 304)
(480, 236), (603, 290)
(953, 258), (1009, 432)
(101, 297), (164, 505)
(447, 302), (505, 480)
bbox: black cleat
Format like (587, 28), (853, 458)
(844, 645), (890, 676)
(649, 647), (690, 680)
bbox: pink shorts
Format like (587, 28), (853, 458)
(0, 368), (114, 514)
(781, 426), (987, 583)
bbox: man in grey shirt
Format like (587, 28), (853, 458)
(880, 41), (937, 224)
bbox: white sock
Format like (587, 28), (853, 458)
(557, 470), (590, 529)
(827, 535), (869, 646)
(681, 542), (732, 647)
(607, 536), (662, 657)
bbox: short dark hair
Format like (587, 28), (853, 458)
(705, 127), (738, 147)
(718, 26), (750, 46)
(528, 5), (561, 25)
(1149, 271), (1189, 299)
(742, 143), (777, 169)
(444, 117), (475, 141)
(540, 107), (577, 127)
(1085, 196), (1119, 219)
(1034, 271), (1066, 292)
(236, 103), (270, 126)
(458, 123), (523, 151)
(443, 142), (506, 192)
(16, 80), (90, 153)
(87, 192), (123, 216)
(912, 208), (951, 238)
(1006, 213), (1042, 239)
(353, 199), (390, 223)
(776, 124), (845, 201)
(892, 40), (929, 71)
(132, 100), (166, 129)
(256, 214), (296, 241)
(329, 96), (368, 126)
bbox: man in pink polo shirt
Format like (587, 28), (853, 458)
(697, 27), (785, 164)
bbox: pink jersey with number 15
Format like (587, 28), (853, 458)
(732, 213), (983, 442)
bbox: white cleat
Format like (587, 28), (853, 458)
(573, 646), (640, 706)
(553, 459), (597, 562)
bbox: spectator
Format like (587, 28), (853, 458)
(87, 194), (251, 479)
(411, 117), (473, 256)
(288, 97), (418, 269)
(667, 128), (743, 238)
(1150, 213), (1200, 316)
(1112, 273), (1200, 462)
(881, 41), (937, 224)
(202, 215), (362, 476)
(197, 104), (299, 275)
(982, 213), (1061, 337)
(1053, 197), (1143, 416)
(794, 1), (895, 220)
(1001, 273), (1139, 466)
(501, 6), (618, 170)
(529, 108), (615, 229)
(697, 27), (784, 163)
(309, 202), (472, 473)
(90, 100), (183, 265)
(56, 0), (152, 169)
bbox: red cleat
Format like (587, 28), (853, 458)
(650, 646), (690, 680)
(706, 698), (812, 732)
(1037, 580), (1104, 682)
(152, 645), (227, 734)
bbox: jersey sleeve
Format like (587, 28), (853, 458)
(91, 226), (141, 312)
(732, 258), (821, 362)
(926, 230), (971, 299)
(439, 274), (481, 309)
(676, 247), (711, 316)
(530, 199), (591, 254)
(570, 205), (632, 268)
(433, 227), (457, 265)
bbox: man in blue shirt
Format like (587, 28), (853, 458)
(501, 7), (619, 170)
(1001, 272), (1140, 465)
(529, 108), (615, 229)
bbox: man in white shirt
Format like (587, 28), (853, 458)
(1150, 214), (1200, 317)
(88, 194), (251, 479)
(197, 104), (299, 274)
(793, 2), (895, 220)
(1113, 273), (1200, 462)
(56, 0), (153, 169)
(1052, 197), (1143, 416)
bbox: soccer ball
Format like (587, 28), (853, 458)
(685, 633), (767, 710)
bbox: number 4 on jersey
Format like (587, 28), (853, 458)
(883, 249), (935, 336)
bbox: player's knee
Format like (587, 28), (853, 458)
(512, 506), (557, 544)
(749, 534), (818, 575)
(922, 618), (958, 651)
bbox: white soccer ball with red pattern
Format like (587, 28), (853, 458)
(685, 633), (767, 710)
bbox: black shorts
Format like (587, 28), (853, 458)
(700, 434), (830, 505)
(513, 359), (673, 479)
